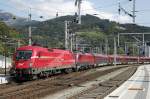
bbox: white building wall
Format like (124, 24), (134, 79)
(0, 55), (11, 68)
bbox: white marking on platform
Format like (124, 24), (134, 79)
(104, 64), (150, 99)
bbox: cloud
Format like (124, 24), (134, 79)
(81, 1), (131, 23)
(7, 0), (131, 23)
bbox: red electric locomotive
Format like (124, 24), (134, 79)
(10, 45), (150, 80)
(10, 46), (76, 80)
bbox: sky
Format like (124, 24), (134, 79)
(0, 0), (150, 26)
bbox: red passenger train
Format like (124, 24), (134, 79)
(10, 45), (150, 80)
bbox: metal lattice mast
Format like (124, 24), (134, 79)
(118, 0), (136, 24)
(132, 0), (136, 23)
(28, 8), (32, 46)
(75, 0), (82, 24)
(65, 21), (68, 49)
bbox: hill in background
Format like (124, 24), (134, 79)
(1, 11), (150, 55)
(13, 14), (150, 47)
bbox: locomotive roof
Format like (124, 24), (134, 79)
(17, 46), (47, 51)
(17, 46), (71, 53)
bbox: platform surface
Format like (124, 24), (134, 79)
(104, 64), (150, 99)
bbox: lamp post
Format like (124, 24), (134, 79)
(4, 36), (7, 76)
(114, 37), (117, 66)
(28, 8), (32, 46)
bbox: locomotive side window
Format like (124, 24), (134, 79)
(16, 50), (32, 60)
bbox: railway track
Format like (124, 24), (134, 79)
(0, 65), (135, 99)
(69, 66), (137, 99)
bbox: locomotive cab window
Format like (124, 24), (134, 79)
(16, 50), (32, 60)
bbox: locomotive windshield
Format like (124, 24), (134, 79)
(16, 50), (32, 60)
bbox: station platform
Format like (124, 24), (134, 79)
(0, 74), (10, 84)
(104, 64), (150, 99)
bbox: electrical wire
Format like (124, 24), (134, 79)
(0, 0), (149, 26)
(0, 0), (148, 15)
(0, 0), (128, 15)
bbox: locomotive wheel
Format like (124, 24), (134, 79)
(64, 68), (73, 74)
(37, 72), (44, 78)
(32, 75), (38, 80)
(73, 67), (78, 72)
(45, 72), (49, 78)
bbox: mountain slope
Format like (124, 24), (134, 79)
(0, 21), (19, 55)
(0, 10), (39, 27)
(10, 14), (150, 50)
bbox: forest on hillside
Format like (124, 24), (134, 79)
(1, 14), (150, 55)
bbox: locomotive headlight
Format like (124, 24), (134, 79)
(29, 62), (33, 67)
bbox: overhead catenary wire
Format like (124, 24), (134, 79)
(0, 0), (149, 26)
(0, 0), (143, 21)
(0, 0), (129, 16)
(0, 0), (149, 16)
